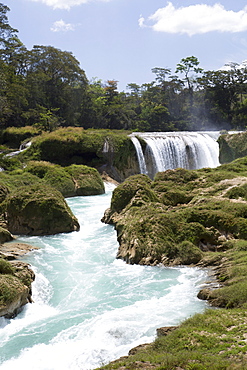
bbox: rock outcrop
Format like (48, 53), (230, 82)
(218, 131), (247, 163)
(0, 242), (39, 260)
(24, 161), (105, 197)
(0, 257), (35, 318)
(18, 127), (140, 182)
(4, 183), (80, 235)
(66, 164), (105, 196)
(102, 159), (247, 267)
(0, 226), (14, 244)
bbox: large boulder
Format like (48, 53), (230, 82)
(4, 184), (80, 235)
(24, 161), (105, 197)
(218, 131), (247, 163)
(0, 259), (35, 318)
(24, 161), (75, 197)
(0, 226), (14, 243)
(66, 164), (105, 196)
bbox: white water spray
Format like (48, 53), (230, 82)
(130, 136), (148, 175)
(0, 185), (208, 370)
(130, 132), (220, 178)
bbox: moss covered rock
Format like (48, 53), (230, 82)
(0, 184), (9, 203)
(25, 161), (76, 197)
(0, 227), (13, 243)
(103, 161), (247, 266)
(0, 126), (40, 149)
(24, 161), (105, 197)
(0, 259), (35, 318)
(0, 171), (43, 192)
(66, 164), (105, 196)
(218, 132), (247, 163)
(19, 127), (139, 182)
(4, 184), (80, 235)
(109, 174), (154, 213)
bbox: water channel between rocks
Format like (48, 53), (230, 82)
(0, 184), (209, 370)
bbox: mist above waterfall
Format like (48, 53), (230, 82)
(130, 132), (220, 179)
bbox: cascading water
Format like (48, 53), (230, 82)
(130, 132), (220, 178)
(0, 185), (208, 370)
(130, 136), (148, 175)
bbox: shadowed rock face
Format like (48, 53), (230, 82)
(5, 184), (80, 236)
(218, 131), (247, 164)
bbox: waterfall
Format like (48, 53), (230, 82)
(130, 132), (220, 178)
(130, 136), (148, 175)
(5, 141), (32, 158)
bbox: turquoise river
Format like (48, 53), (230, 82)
(0, 184), (208, 370)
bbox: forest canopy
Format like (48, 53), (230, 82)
(1, 3), (247, 132)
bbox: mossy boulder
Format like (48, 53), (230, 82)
(66, 164), (105, 196)
(0, 171), (43, 192)
(0, 226), (14, 243)
(4, 184), (80, 235)
(103, 162), (247, 266)
(218, 132), (247, 163)
(109, 174), (154, 213)
(0, 259), (35, 318)
(176, 241), (203, 264)
(24, 161), (105, 197)
(24, 161), (75, 197)
(0, 126), (40, 149)
(19, 127), (139, 182)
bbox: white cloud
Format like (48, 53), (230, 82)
(30, 0), (110, 10)
(51, 19), (75, 32)
(138, 15), (145, 28)
(139, 2), (247, 36)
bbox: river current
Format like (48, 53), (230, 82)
(0, 184), (208, 370)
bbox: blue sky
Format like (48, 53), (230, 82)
(4, 0), (247, 91)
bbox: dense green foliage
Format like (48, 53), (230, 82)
(1, 4), (247, 131)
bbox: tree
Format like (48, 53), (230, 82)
(197, 69), (239, 127)
(152, 67), (171, 85)
(175, 56), (203, 92)
(0, 3), (18, 52)
(26, 45), (88, 126)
